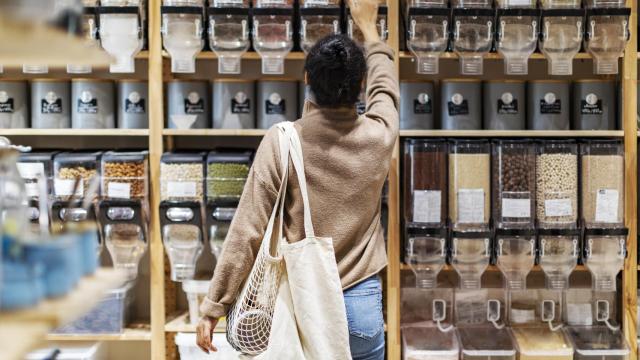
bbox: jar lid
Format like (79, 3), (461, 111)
(585, 227), (628, 236)
(538, 228), (580, 236)
(207, 150), (253, 164)
(19, 151), (58, 162)
(55, 151), (102, 164)
(161, 152), (206, 164)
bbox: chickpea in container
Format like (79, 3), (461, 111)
(101, 151), (149, 200)
(53, 152), (102, 201)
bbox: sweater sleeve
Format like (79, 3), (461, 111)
(200, 127), (282, 319)
(363, 41), (400, 141)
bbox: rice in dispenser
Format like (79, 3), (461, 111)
(405, 0), (450, 74)
(400, 81), (435, 129)
(207, 0), (251, 74)
(31, 80), (71, 129)
(536, 140), (578, 229)
(98, 1), (144, 73)
(483, 80), (526, 130)
(212, 79), (256, 129)
(527, 80), (570, 130)
(0, 80), (28, 129)
(572, 80), (616, 130)
(495, 0), (539, 75)
(118, 80), (149, 129)
(448, 139), (490, 231)
(257, 79), (298, 128)
(300, 0), (342, 54)
(67, 1), (101, 74)
(71, 79), (116, 129)
(441, 79), (482, 130)
(167, 80), (210, 129)
(539, 0), (584, 75)
(583, 0), (630, 75)
(161, 0), (205, 73)
(451, 0), (495, 75)
(348, 2), (389, 44)
(251, 0), (294, 75)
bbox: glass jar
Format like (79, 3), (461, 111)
(449, 140), (490, 231)
(162, 0), (205, 73)
(495, 3), (539, 75)
(53, 152), (101, 201)
(101, 151), (149, 200)
(206, 151), (252, 202)
(451, 0), (494, 75)
(98, 2), (144, 73)
(495, 229), (536, 290)
(536, 140), (578, 229)
(583, 228), (626, 292)
(405, 1), (450, 74)
(538, 228), (580, 290)
(451, 231), (491, 289)
(160, 152), (205, 202)
(208, 0), (251, 74)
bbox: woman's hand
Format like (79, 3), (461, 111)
(347, 0), (381, 43)
(196, 316), (219, 353)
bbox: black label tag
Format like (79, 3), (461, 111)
(266, 99), (286, 115)
(0, 98), (14, 113)
(448, 100), (469, 116)
(77, 98), (98, 114)
(125, 99), (146, 114)
(184, 99), (204, 114)
(580, 99), (603, 115)
(498, 99), (518, 115)
(540, 99), (561, 114)
(41, 99), (63, 114)
(356, 101), (366, 115)
(414, 99), (432, 114)
(232, 99), (251, 114)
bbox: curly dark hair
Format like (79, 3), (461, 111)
(304, 34), (366, 108)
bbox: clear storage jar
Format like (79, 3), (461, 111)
(208, 0), (250, 74)
(449, 140), (490, 231)
(105, 223), (147, 279)
(404, 228), (447, 289)
(539, 8), (584, 75)
(348, 3), (388, 44)
(53, 152), (101, 201)
(160, 152), (205, 202)
(161, 0), (204, 73)
(101, 151), (148, 200)
(405, 5), (450, 74)
(536, 140), (578, 228)
(98, 2), (144, 73)
(252, 7), (294, 74)
(206, 151), (252, 202)
(451, 0), (494, 75)
(495, 7), (539, 75)
(207, 202), (237, 259)
(161, 202), (205, 281)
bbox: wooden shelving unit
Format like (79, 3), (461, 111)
(164, 312), (226, 334)
(45, 326), (152, 342)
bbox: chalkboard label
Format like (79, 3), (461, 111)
(41, 98), (63, 114)
(580, 94), (603, 115)
(232, 93), (251, 114)
(184, 91), (205, 114)
(540, 92), (561, 114)
(77, 98), (98, 114)
(414, 93), (432, 114)
(0, 98), (14, 113)
(266, 93), (285, 115)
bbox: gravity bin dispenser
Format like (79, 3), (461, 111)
(299, 0), (342, 54)
(583, 0), (630, 74)
(207, 0), (251, 74)
(539, 0), (584, 75)
(161, 1), (205, 74)
(495, 0), (540, 75)
(405, 0), (451, 74)
(98, 1), (144, 73)
(450, 0), (495, 75)
(348, 3), (389, 44)
(252, 0), (295, 75)
(68, 1), (101, 74)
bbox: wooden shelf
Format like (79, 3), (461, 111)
(400, 264), (588, 272)
(163, 129), (267, 137)
(46, 325), (152, 342)
(399, 51), (598, 60)
(399, 130), (625, 138)
(165, 312), (226, 334)
(2, 129), (149, 137)
(163, 51), (306, 61)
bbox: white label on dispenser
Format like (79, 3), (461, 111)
(24, 183), (40, 197)
(510, 308), (536, 324)
(54, 179), (83, 196)
(502, 198), (531, 218)
(413, 190), (441, 223)
(16, 162), (45, 179)
(544, 198), (573, 217)
(506, 0), (531, 6)
(567, 303), (593, 326)
(595, 189), (619, 223)
(167, 181), (197, 197)
(457, 189), (484, 223)
(108, 182), (131, 199)
(305, 0), (330, 5)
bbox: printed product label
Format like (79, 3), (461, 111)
(448, 93), (469, 116)
(567, 303), (593, 326)
(413, 93), (432, 114)
(232, 92), (251, 114)
(540, 92), (561, 114)
(580, 94), (603, 115)
(497, 93), (518, 115)
(184, 92), (205, 114)
(544, 198), (573, 217)
(167, 181), (197, 197)
(0, 91), (14, 113)
(265, 93), (286, 115)
(501, 198), (531, 218)
(54, 179), (83, 196)
(41, 93), (63, 114)
(108, 182), (131, 199)
(125, 91), (146, 114)
(595, 189), (619, 223)
(413, 190), (441, 223)
(16, 162), (45, 179)
(304, 0), (329, 4)
(457, 189), (484, 223)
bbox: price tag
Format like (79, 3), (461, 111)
(544, 198), (573, 217)
(167, 181), (197, 197)
(413, 190), (441, 223)
(54, 179), (83, 196)
(108, 182), (131, 199)
(502, 198), (531, 218)
(457, 189), (484, 223)
(17, 162), (45, 179)
(595, 189), (619, 223)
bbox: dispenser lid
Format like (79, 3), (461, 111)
(206, 150), (253, 164)
(458, 326), (516, 356)
(452, 230), (491, 239)
(585, 227), (628, 236)
(54, 151), (103, 164)
(566, 326), (630, 355)
(102, 150), (149, 163)
(407, 226), (447, 237)
(402, 325), (460, 357)
(161, 152), (206, 164)
(496, 228), (536, 237)
(18, 151), (57, 163)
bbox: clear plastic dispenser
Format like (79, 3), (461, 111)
(495, 0), (540, 75)
(539, 0), (584, 75)
(450, 230), (491, 289)
(98, 1), (144, 73)
(449, 140), (490, 232)
(207, 200), (237, 259)
(536, 140), (578, 229)
(208, 0), (250, 74)
(17, 152), (56, 224)
(68, 1), (101, 74)
(583, 0), (630, 74)
(511, 327), (574, 359)
(538, 228), (580, 290)
(252, 0), (294, 75)
(161, 0), (205, 73)
(405, 0), (451, 74)
(451, 0), (494, 75)
(300, 0), (341, 54)
(496, 228), (536, 290)
(348, 2), (389, 44)
(566, 326), (629, 360)
(161, 201), (204, 281)
(584, 227), (627, 292)
(405, 228), (447, 289)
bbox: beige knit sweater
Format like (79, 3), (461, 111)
(200, 41), (399, 319)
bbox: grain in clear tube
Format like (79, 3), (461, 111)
(535, 153), (578, 226)
(448, 153), (491, 228)
(581, 154), (624, 226)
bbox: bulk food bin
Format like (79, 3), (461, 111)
(31, 79), (71, 129)
(0, 80), (28, 128)
(405, 0), (450, 74)
(495, 0), (539, 75)
(511, 327), (574, 360)
(402, 325), (459, 360)
(161, 201), (205, 281)
(166, 80), (209, 129)
(161, 0), (205, 74)
(458, 326), (516, 360)
(257, 79), (298, 129)
(565, 326), (629, 360)
(449, 139), (490, 231)
(450, 0), (494, 75)
(572, 80), (617, 130)
(206, 151), (252, 201)
(441, 79), (482, 130)
(405, 227), (447, 289)
(207, 200), (237, 259)
(583, 227), (627, 292)
(400, 81), (435, 130)
(71, 79), (116, 129)
(483, 81), (526, 130)
(101, 151), (149, 200)
(53, 152), (101, 201)
(212, 79), (256, 129)
(160, 152), (205, 202)
(299, 0), (341, 54)
(527, 81), (571, 130)
(252, 0), (295, 75)
(117, 80), (148, 129)
(208, 0), (251, 74)
(495, 228), (536, 290)
(538, 228), (580, 290)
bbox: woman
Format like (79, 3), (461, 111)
(196, 0), (398, 357)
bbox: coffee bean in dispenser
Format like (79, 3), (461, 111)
(71, 79), (116, 129)
(212, 79), (255, 129)
(118, 80), (148, 129)
(527, 80), (570, 130)
(572, 80), (616, 130)
(31, 80), (71, 129)
(400, 81), (434, 130)
(0, 80), (28, 128)
(483, 80), (525, 130)
(257, 79), (298, 129)
(440, 79), (482, 130)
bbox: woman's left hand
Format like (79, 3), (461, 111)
(196, 316), (219, 353)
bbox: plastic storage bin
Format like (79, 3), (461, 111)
(117, 80), (148, 129)
(257, 79), (298, 129)
(175, 332), (241, 359)
(167, 80), (209, 129)
(0, 80), (28, 128)
(26, 342), (107, 360)
(527, 81), (570, 130)
(511, 327), (574, 360)
(402, 325), (459, 360)
(71, 79), (116, 129)
(538, 228), (580, 290)
(400, 81), (435, 130)
(572, 80), (617, 130)
(565, 326), (629, 360)
(160, 152), (205, 202)
(441, 79), (482, 130)
(31, 79), (71, 129)
(183, 279), (210, 325)
(583, 228), (627, 292)
(206, 151), (252, 201)
(536, 140), (578, 228)
(101, 151), (148, 200)
(458, 326), (516, 360)
(17, 152), (56, 200)
(53, 282), (133, 334)
(53, 152), (101, 201)
(212, 80), (256, 129)
(483, 81), (526, 130)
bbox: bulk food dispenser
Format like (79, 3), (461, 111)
(98, 1), (145, 73)
(495, 0), (540, 75)
(252, 0), (294, 75)
(160, 152), (205, 281)
(300, 0), (342, 54)
(405, 0), (450, 74)
(161, 0), (205, 73)
(539, 0), (584, 75)
(583, 0), (630, 74)
(207, 0), (251, 74)
(17, 152), (56, 233)
(67, 1), (101, 74)
(450, 0), (494, 75)
(205, 151), (252, 258)
(348, 1), (389, 44)
(98, 151), (149, 280)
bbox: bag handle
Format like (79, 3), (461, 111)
(286, 123), (316, 239)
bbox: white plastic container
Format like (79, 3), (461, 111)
(26, 342), (106, 360)
(182, 279), (210, 325)
(175, 332), (241, 359)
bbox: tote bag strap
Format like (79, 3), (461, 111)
(286, 124), (316, 239)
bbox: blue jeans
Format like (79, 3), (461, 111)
(344, 275), (385, 360)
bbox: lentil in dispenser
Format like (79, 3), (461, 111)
(300, 0), (342, 54)
(583, 0), (630, 75)
(207, 0), (251, 74)
(161, 0), (205, 73)
(451, 0), (495, 75)
(251, 0), (294, 75)
(539, 0), (584, 75)
(98, 1), (144, 73)
(495, 0), (539, 75)
(405, 0), (451, 74)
